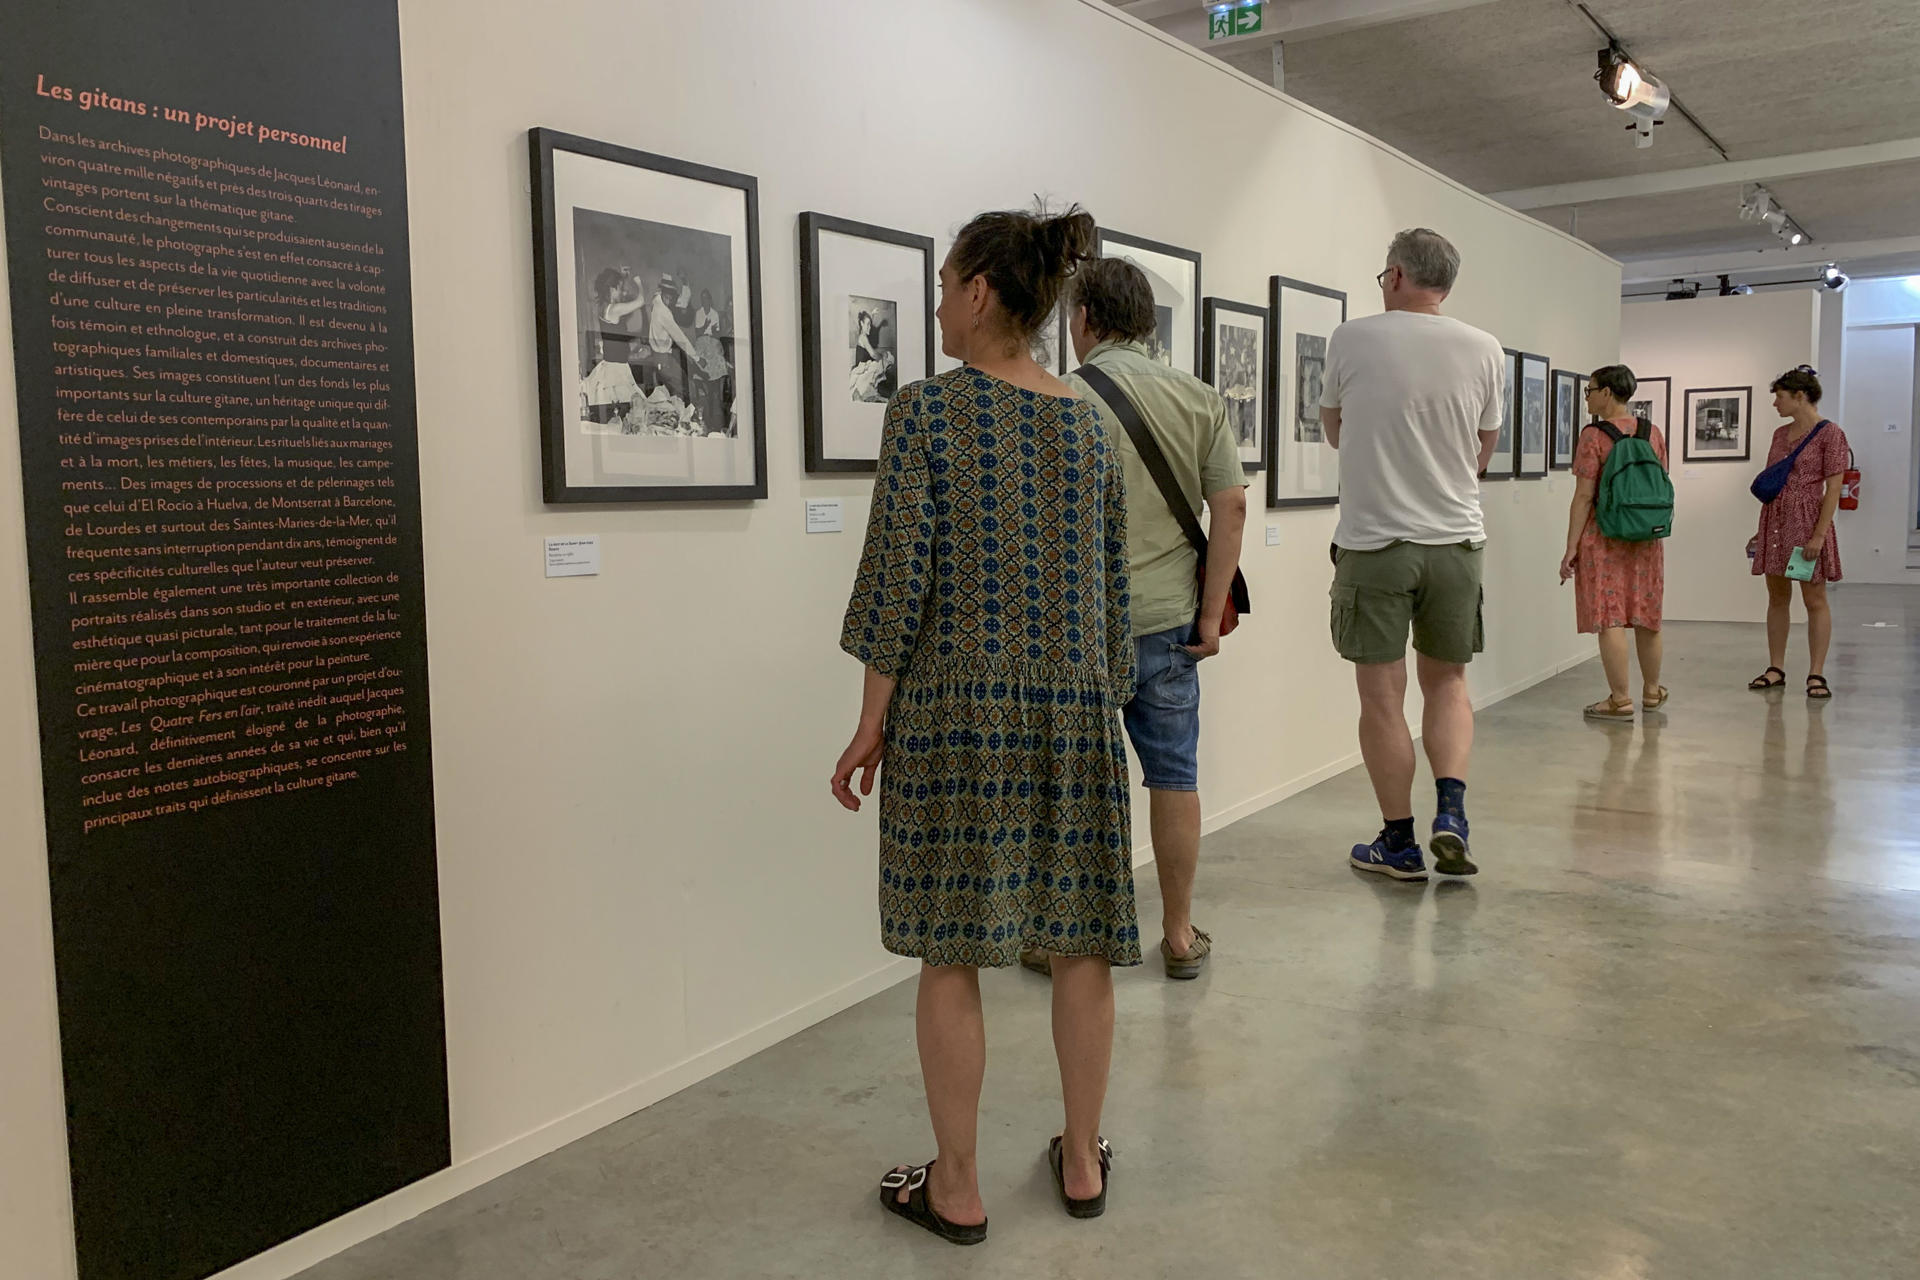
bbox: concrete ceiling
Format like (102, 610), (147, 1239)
(1109, 0), (1920, 282)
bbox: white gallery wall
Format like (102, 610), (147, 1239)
(1836, 277), (1920, 585)
(0, 2), (1620, 1277)
(1621, 290), (1823, 623)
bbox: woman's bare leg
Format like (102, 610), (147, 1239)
(1049, 954), (1114, 1201)
(897, 964), (987, 1225)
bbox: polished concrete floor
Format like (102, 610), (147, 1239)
(299, 587), (1920, 1280)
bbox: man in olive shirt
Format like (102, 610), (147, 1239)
(1023, 258), (1247, 980)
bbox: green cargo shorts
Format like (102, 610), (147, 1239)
(1329, 540), (1485, 666)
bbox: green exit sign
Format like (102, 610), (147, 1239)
(1208, 2), (1263, 39)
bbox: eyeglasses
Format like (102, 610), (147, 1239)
(1376, 266), (1396, 287)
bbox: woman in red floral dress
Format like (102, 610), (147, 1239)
(1746, 366), (1848, 699)
(1559, 365), (1667, 719)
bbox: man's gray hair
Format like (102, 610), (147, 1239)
(1386, 228), (1461, 292)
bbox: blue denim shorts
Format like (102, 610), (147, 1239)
(1122, 624), (1201, 792)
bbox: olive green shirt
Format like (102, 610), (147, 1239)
(1066, 340), (1246, 637)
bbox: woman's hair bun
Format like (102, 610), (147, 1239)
(950, 201), (1100, 340)
(1033, 206), (1097, 278)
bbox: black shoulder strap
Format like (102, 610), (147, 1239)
(1075, 362), (1208, 559)
(1634, 416), (1653, 441)
(1596, 421), (1625, 444)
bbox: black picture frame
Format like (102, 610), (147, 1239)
(1267, 276), (1346, 508)
(530, 127), (768, 503)
(1095, 227), (1203, 375)
(798, 212), (935, 474)
(1682, 385), (1755, 462)
(1486, 347), (1519, 481)
(1551, 368), (1581, 470)
(1518, 351), (1550, 480)
(1036, 299), (1070, 375)
(1629, 375), (1673, 441)
(1202, 296), (1269, 476)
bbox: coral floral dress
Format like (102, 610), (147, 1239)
(1572, 417), (1666, 633)
(1751, 421), (1848, 583)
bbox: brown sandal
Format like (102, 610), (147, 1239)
(1642, 686), (1670, 711)
(1584, 695), (1635, 721)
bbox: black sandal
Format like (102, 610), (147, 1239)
(1047, 1135), (1114, 1219)
(1748, 666), (1786, 690)
(1807, 674), (1833, 700)
(878, 1160), (987, 1246)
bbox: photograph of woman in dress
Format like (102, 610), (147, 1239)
(848, 297), (898, 404)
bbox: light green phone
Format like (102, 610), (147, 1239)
(1785, 546), (1818, 582)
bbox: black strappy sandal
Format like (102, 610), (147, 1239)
(1748, 666), (1786, 690)
(1047, 1135), (1113, 1219)
(878, 1160), (987, 1246)
(1807, 674), (1833, 700)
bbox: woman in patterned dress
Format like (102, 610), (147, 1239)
(832, 206), (1137, 1243)
(1558, 365), (1667, 719)
(1746, 366), (1849, 699)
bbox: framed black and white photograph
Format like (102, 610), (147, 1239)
(1630, 375), (1672, 440)
(1096, 229), (1201, 374)
(1486, 347), (1518, 481)
(1266, 277), (1345, 507)
(1551, 368), (1581, 470)
(798, 212), (935, 473)
(1683, 386), (1753, 462)
(1518, 351), (1549, 479)
(531, 128), (766, 502)
(1202, 298), (1268, 475)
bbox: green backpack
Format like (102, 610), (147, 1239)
(1594, 418), (1674, 542)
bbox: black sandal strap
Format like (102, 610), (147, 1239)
(879, 1160), (987, 1245)
(1749, 667), (1786, 688)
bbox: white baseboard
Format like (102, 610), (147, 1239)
(1473, 651), (1593, 711)
(207, 955), (920, 1280)
(212, 653), (1588, 1280)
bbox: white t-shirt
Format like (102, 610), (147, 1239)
(1320, 310), (1504, 551)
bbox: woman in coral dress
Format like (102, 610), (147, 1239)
(1746, 365), (1848, 700)
(1558, 365), (1667, 720)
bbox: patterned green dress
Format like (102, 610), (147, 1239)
(841, 367), (1141, 968)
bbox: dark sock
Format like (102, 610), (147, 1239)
(1436, 777), (1468, 822)
(1382, 817), (1417, 850)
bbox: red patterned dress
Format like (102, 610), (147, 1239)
(1752, 420), (1848, 583)
(1572, 417), (1666, 632)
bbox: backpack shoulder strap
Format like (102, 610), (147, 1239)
(1595, 421), (1625, 444)
(1075, 361), (1207, 558)
(1634, 417), (1654, 441)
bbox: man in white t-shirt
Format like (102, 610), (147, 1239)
(1319, 228), (1502, 883)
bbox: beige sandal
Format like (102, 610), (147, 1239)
(1642, 686), (1670, 711)
(1584, 695), (1635, 721)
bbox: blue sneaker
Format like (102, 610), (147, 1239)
(1430, 814), (1477, 876)
(1350, 834), (1428, 881)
